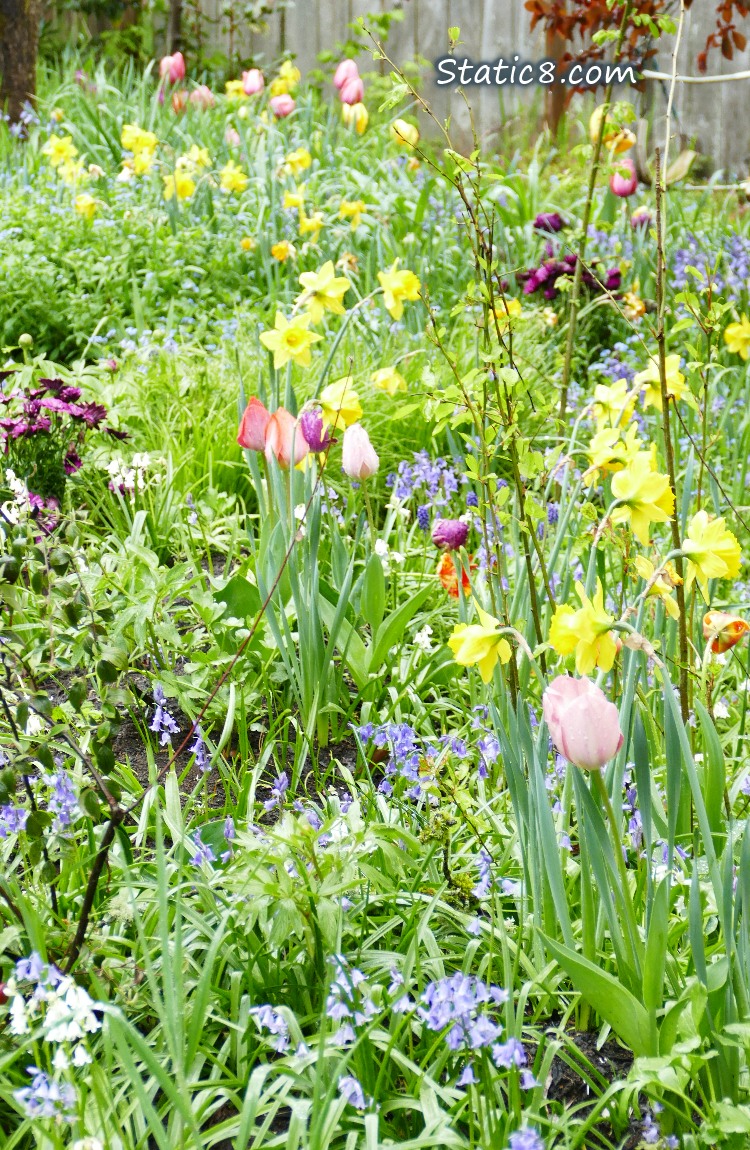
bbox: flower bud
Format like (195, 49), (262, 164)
(431, 518), (469, 551)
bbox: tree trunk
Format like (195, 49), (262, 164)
(544, 23), (567, 137)
(0, 0), (39, 123)
(166, 0), (183, 55)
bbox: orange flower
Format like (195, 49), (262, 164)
(703, 611), (750, 654)
(437, 552), (472, 598)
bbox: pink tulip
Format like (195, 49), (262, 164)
(242, 68), (265, 95)
(333, 59), (359, 90)
(609, 156), (638, 198)
(225, 127), (241, 147)
(189, 84), (214, 109)
(159, 51), (186, 84)
(264, 408), (309, 468)
(237, 397), (270, 451)
(340, 75), (365, 105)
(342, 423), (379, 481)
(270, 94), (296, 118)
(543, 676), (623, 772)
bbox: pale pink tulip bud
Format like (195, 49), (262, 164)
(225, 127), (241, 147)
(543, 675), (623, 772)
(333, 59), (359, 90)
(189, 84), (214, 109)
(340, 75), (365, 105)
(609, 156), (638, 198)
(432, 518), (468, 551)
(242, 68), (264, 95)
(270, 94), (296, 118)
(342, 423), (379, 481)
(159, 51), (186, 83)
(237, 397), (270, 451)
(264, 408), (309, 468)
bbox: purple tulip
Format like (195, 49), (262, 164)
(432, 518), (469, 550)
(533, 212), (566, 233)
(299, 407), (332, 453)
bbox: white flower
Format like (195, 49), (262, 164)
(714, 700), (730, 719)
(374, 539), (389, 559)
(45, 984), (101, 1043)
(73, 1140), (105, 1150)
(413, 624), (433, 653)
(9, 994), (28, 1035)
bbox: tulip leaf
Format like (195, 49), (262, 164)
(361, 553), (386, 635)
(695, 700), (726, 851)
(316, 596), (369, 692)
(541, 933), (654, 1056)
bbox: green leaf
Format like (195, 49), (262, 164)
(541, 934), (654, 1056)
(643, 877), (669, 1013)
(361, 553), (386, 635)
(368, 585), (433, 673)
(214, 573), (262, 621)
(695, 700), (726, 852)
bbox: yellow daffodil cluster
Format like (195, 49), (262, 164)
(219, 160), (248, 194)
(121, 124), (158, 176)
(269, 61), (301, 98)
(42, 134), (85, 185)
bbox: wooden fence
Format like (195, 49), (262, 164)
(186, 0), (750, 174)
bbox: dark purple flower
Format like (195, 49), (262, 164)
(299, 407), (331, 453)
(534, 211), (566, 233)
(64, 450), (82, 475)
(432, 518), (468, 551)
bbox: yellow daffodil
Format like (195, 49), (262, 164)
(634, 354), (695, 411)
(549, 580), (618, 675)
(74, 193), (97, 221)
(342, 102), (368, 134)
(42, 134), (78, 167)
(492, 298), (523, 331)
(180, 144), (211, 170)
(339, 198), (365, 229)
(623, 290), (646, 321)
(391, 118), (419, 148)
(225, 80), (248, 100)
(633, 556), (681, 620)
(448, 606), (511, 683)
(58, 158), (86, 185)
(283, 185), (305, 209)
(371, 366), (407, 397)
(259, 312), (322, 369)
(297, 261), (351, 324)
(219, 160), (248, 193)
(298, 210), (324, 242)
(269, 77), (290, 97)
(285, 147), (311, 177)
(163, 170), (196, 201)
(377, 260), (421, 320)
(681, 510), (741, 594)
(724, 315), (750, 360)
(271, 240), (296, 262)
(130, 148), (154, 176)
(319, 377), (362, 429)
(278, 60), (301, 89)
(584, 422), (643, 480)
(241, 236), (256, 251)
(610, 452), (675, 546)
(121, 124), (157, 154)
(593, 378), (637, 430)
